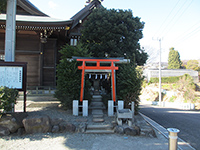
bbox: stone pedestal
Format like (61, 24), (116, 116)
(73, 100), (79, 116)
(108, 100), (114, 116)
(118, 100), (124, 110)
(117, 109), (133, 126)
(83, 100), (88, 116)
(128, 120), (132, 126)
(131, 102), (135, 115)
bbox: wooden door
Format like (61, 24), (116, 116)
(41, 39), (57, 86)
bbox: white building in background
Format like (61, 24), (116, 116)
(143, 69), (199, 83)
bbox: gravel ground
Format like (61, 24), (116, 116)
(0, 98), (169, 150)
(0, 132), (168, 150)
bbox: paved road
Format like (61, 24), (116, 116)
(139, 104), (200, 150)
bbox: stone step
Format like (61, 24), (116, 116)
(91, 101), (104, 105)
(93, 114), (104, 118)
(92, 109), (104, 115)
(85, 129), (115, 134)
(92, 118), (104, 122)
(92, 96), (102, 99)
(92, 95), (102, 99)
(89, 106), (106, 110)
(87, 124), (113, 130)
(90, 102), (104, 107)
(93, 91), (100, 95)
(91, 99), (102, 102)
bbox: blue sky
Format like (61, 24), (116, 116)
(29, 0), (200, 63)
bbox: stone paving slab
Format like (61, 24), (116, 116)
(92, 118), (104, 123)
(87, 124), (113, 129)
(92, 109), (103, 115)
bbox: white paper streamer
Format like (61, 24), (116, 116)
(100, 74), (102, 79)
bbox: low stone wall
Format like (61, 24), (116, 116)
(0, 112), (156, 138)
(0, 113), (76, 136)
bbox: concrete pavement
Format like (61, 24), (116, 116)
(140, 104), (197, 150)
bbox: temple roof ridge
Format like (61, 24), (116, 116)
(17, 0), (48, 16)
(70, 0), (103, 29)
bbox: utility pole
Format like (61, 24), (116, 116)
(158, 38), (162, 106)
(5, 0), (17, 62)
(153, 37), (162, 106)
(4, 0), (17, 113)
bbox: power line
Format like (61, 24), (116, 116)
(143, 0), (186, 54)
(161, 0), (194, 37)
(153, 0), (181, 37)
(146, 49), (159, 63)
(174, 21), (200, 44)
(174, 27), (200, 46)
(143, 0), (195, 63)
(158, 0), (188, 37)
(172, 20), (200, 44)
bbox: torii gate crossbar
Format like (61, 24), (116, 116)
(77, 58), (120, 102)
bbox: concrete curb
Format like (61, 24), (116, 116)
(139, 112), (196, 150)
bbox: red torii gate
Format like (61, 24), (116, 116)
(73, 57), (121, 102)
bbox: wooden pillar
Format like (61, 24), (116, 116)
(111, 61), (116, 102)
(54, 40), (57, 86)
(80, 61), (85, 102)
(39, 43), (44, 86)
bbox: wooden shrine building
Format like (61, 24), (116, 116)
(0, 0), (102, 87)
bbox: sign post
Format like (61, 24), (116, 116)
(0, 62), (27, 112)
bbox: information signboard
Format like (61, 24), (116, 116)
(0, 66), (23, 89)
(0, 62), (27, 112)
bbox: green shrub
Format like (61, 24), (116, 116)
(0, 0), (6, 13)
(142, 80), (148, 88)
(0, 87), (18, 114)
(162, 84), (170, 90)
(55, 44), (91, 109)
(176, 74), (195, 103)
(117, 62), (143, 114)
(169, 96), (177, 102)
(150, 75), (186, 83)
(149, 77), (159, 83)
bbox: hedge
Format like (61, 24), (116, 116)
(149, 75), (183, 83)
(0, 86), (18, 114)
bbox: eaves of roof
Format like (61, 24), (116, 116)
(70, 0), (102, 29)
(17, 0), (48, 16)
(0, 14), (72, 23)
(0, 14), (73, 30)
